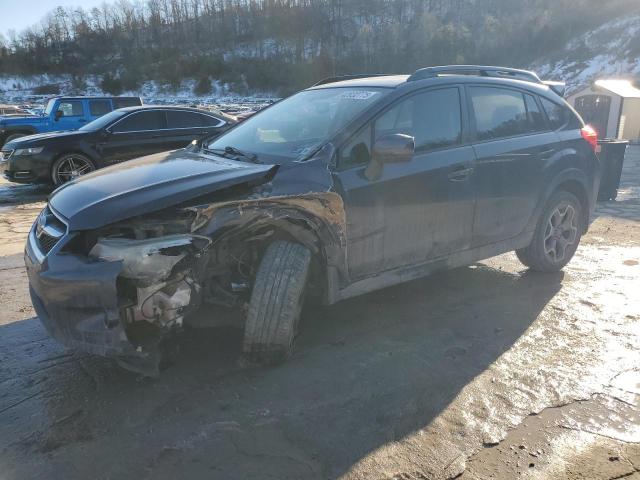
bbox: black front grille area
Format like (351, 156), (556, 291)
(34, 207), (66, 255)
(37, 231), (60, 254)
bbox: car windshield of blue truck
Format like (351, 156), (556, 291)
(78, 110), (127, 131)
(44, 99), (56, 116)
(207, 87), (387, 162)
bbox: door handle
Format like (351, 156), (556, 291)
(448, 165), (474, 182)
(151, 134), (164, 138)
(78, 119), (87, 123)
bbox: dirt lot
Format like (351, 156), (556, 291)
(0, 149), (639, 480)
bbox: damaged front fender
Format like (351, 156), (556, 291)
(191, 192), (348, 296)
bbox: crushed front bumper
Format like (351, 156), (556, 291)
(24, 217), (162, 373)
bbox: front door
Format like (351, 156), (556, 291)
(333, 86), (477, 280)
(99, 110), (167, 164)
(54, 100), (88, 131)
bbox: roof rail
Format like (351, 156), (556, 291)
(313, 74), (389, 87)
(407, 65), (542, 83)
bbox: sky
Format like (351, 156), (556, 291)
(0, 0), (110, 37)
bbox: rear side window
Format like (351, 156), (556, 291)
(541, 98), (581, 131)
(524, 94), (546, 131)
(112, 111), (165, 132)
(113, 97), (142, 109)
(470, 87), (545, 140)
(166, 110), (222, 128)
(57, 101), (84, 117)
(89, 100), (112, 116)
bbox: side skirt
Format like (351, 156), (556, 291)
(332, 230), (534, 304)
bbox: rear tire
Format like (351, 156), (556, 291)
(516, 191), (582, 272)
(243, 241), (311, 364)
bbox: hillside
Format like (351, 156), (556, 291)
(1, 1), (640, 103)
(535, 14), (640, 92)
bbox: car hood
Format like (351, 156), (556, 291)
(7, 130), (87, 146)
(49, 149), (279, 231)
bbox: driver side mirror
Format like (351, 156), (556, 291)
(373, 133), (415, 163)
(54, 110), (63, 121)
(364, 133), (415, 181)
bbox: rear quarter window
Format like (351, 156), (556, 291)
(540, 97), (582, 131)
(166, 110), (222, 128)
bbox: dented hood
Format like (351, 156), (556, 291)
(49, 149), (278, 230)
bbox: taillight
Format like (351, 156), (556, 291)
(581, 125), (598, 152)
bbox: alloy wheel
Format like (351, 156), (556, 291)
(54, 156), (94, 184)
(543, 203), (578, 263)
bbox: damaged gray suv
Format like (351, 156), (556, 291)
(25, 66), (601, 374)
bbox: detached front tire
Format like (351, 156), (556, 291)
(516, 191), (583, 272)
(243, 240), (311, 364)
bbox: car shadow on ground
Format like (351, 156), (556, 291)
(0, 262), (563, 479)
(0, 181), (51, 206)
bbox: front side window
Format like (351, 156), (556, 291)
(57, 101), (84, 117)
(207, 87), (387, 162)
(339, 87), (462, 169)
(471, 87), (542, 140)
(79, 110), (128, 131)
(375, 87), (462, 152)
(112, 111), (165, 133)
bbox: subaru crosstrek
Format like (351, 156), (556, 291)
(24, 66), (600, 374)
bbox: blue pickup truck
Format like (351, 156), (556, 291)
(0, 96), (142, 147)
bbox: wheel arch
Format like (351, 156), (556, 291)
(539, 169), (592, 234)
(197, 193), (347, 304)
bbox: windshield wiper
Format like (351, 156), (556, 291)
(207, 146), (261, 164)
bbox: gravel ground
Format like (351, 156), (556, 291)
(0, 148), (638, 480)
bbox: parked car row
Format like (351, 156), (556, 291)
(0, 96), (143, 147)
(1, 104), (234, 185)
(21, 66), (601, 374)
(0, 104), (32, 117)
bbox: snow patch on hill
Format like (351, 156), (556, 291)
(0, 74), (278, 107)
(534, 14), (640, 93)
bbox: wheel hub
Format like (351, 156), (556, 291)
(544, 203), (578, 263)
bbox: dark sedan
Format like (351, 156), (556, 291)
(0, 106), (234, 185)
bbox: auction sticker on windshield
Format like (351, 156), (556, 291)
(338, 91), (381, 100)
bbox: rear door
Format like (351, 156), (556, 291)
(468, 86), (556, 247)
(163, 110), (227, 150)
(98, 110), (166, 163)
(333, 86), (477, 279)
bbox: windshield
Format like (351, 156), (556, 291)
(207, 87), (387, 161)
(79, 110), (127, 131)
(44, 99), (56, 116)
